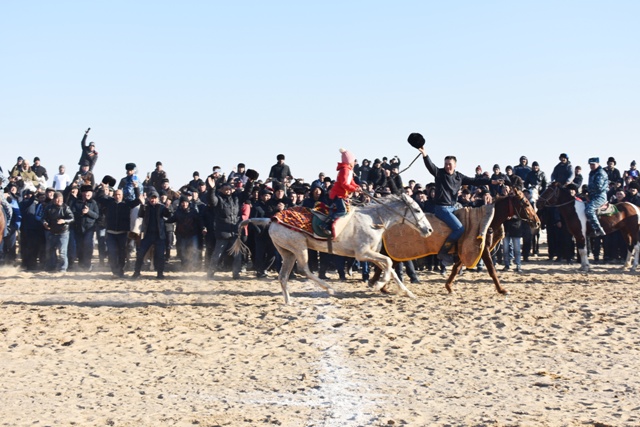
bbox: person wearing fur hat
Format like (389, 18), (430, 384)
(625, 181), (640, 206)
(268, 154), (293, 184)
(585, 157), (608, 237)
(165, 194), (206, 272)
(118, 163), (143, 202)
(604, 157), (621, 185)
(412, 133), (496, 265)
(78, 127), (98, 171)
(319, 148), (361, 236)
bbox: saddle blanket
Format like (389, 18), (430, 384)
(272, 207), (315, 236)
(597, 203), (618, 216)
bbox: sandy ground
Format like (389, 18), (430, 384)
(1, 253), (639, 427)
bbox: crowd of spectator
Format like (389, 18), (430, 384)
(1, 129), (639, 281)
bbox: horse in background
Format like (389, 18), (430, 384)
(537, 182), (640, 272)
(231, 194), (434, 304)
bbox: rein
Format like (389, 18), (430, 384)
(361, 189), (423, 230)
(538, 186), (576, 208)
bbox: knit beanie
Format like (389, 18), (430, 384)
(340, 148), (355, 165)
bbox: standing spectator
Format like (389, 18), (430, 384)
(118, 163), (143, 202)
(53, 165), (72, 191)
(166, 195), (205, 272)
(96, 184), (141, 277)
(1, 188), (21, 265)
(625, 160), (638, 180)
(72, 161), (95, 188)
(146, 161), (168, 192)
(19, 189), (45, 271)
(367, 159), (385, 190)
(551, 153), (574, 185)
(205, 175), (254, 280)
(524, 161), (547, 193)
(10, 159), (40, 192)
(625, 182), (640, 206)
(572, 165), (584, 187)
(131, 189), (172, 279)
(268, 154), (293, 184)
(31, 157), (48, 188)
(78, 128), (98, 171)
(228, 163), (249, 186)
(159, 178), (180, 202)
(71, 185), (100, 271)
(502, 209), (523, 273)
(356, 159), (371, 183)
(42, 191), (74, 272)
(489, 164), (510, 197)
(513, 156), (531, 181)
(603, 157), (621, 184)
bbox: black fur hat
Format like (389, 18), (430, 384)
(245, 169), (259, 181)
(102, 175), (117, 187)
(125, 163), (136, 171)
(80, 184), (94, 192)
(407, 133), (425, 149)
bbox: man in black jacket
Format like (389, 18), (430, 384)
(71, 185), (100, 271)
(78, 128), (98, 171)
(206, 176), (254, 280)
(97, 183), (141, 277)
(413, 134), (497, 265)
(42, 192), (74, 272)
(131, 189), (171, 279)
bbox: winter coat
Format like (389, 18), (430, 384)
(209, 181), (254, 238)
(329, 163), (359, 200)
(551, 161), (574, 184)
(71, 198), (100, 233)
(587, 166), (608, 201)
(42, 203), (74, 235)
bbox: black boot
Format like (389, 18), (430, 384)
(437, 241), (455, 266)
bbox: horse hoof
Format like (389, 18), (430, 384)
(372, 282), (385, 292)
(327, 288), (335, 296)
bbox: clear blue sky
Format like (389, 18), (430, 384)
(2, 1), (638, 188)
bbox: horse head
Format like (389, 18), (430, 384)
(511, 188), (541, 228)
(400, 193), (433, 237)
(536, 182), (562, 210)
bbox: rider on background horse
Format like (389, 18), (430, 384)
(320, 148), (361, 236)
(585, 157), (608, 237)
(409, 133), (499, 266)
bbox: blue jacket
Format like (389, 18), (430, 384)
(587, 166), (608, 201)
(551, 161), (574, 184)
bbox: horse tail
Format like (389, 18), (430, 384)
(228, 218), (272, 257)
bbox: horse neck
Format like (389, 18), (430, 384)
(491, 197), (512, 228)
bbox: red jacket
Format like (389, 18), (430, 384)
(329, 163), (359, 200)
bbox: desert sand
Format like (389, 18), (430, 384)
(1, 252), (639, 426)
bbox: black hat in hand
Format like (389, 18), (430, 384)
(407, 133), (425, 149)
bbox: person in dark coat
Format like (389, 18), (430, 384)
(131, 189), (172, 279)
(551, 153), (574, 185)
(268, 154), (293, 184)
(42, 192), (74, 272)
(96, 183), (141, 277)
(70, 185), (100, 271)
(78, 128), (98, 171)
(19, 189), (45, 271)
(206, 175), (255, 280)
(604, 157), (621, 185)
(166, 195), (205, 272)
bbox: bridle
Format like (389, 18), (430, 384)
(537, 185), (576, 208)
(362, 189), (427, 231)
(507, 193), (538, 225)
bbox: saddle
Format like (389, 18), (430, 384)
(272, 205), (355, 240)
(596, 202), (618, 217)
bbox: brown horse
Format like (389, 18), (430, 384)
(443, 189), (540, 294)
(371, 189), (540, 294)
(537, 182), (640, 272)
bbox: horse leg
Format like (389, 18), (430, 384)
(277, 248), (297, 304)
(361, 252), (415, 298)
(444, 259), (463, 293)
(294, 249), (335, 296)
(482, 247), (508, 294)
(577, 246), (589, 272)
(627, 242), (640, 271)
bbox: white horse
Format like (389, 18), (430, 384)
(232, 193), (433, 304)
